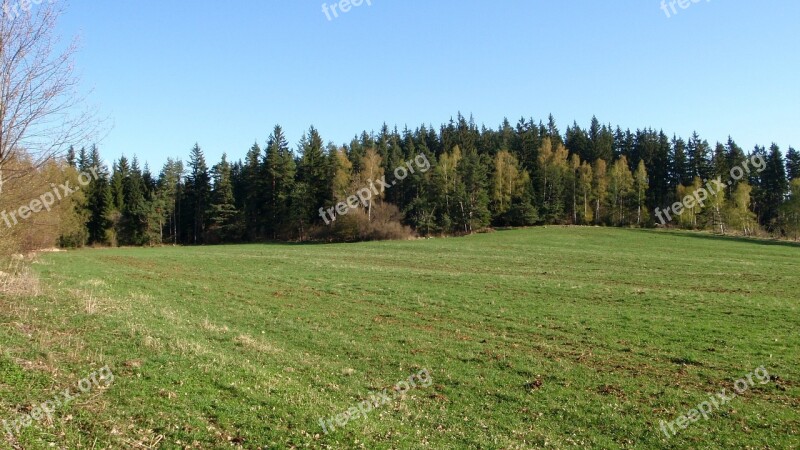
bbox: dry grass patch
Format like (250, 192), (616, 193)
(233, 334), (281, 354)
(0, 260), (41, 297)
(200, 318), (229, 334)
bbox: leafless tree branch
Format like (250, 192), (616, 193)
(0, 2), (103, 195)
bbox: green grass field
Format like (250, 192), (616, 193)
(1, 228), (798, 449)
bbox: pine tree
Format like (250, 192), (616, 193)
(263, 125), (295, 238)
(545, 114), (563, 147)
(565, 123), (591, 164)
(672, 136), (690, 187)
(118, 156), (149, 245)
(454, 148), (490, 233)
(758, 144), (787, 229)
(184, 143), (211, 244)
(110, 156), (128, 212)
(66, 146), (76, 168)
(77, 146), (89, 171)
(786, 147), (800, 181)
(405, 134), (439, 235)
(85, 147), (113, 245)
(711, 143), (729, 179)
(725, 137), (747, 193)
(289, 182), (312, 241)
(513, 118), (541, 175)
(297, 127), (331, 226)
(156, 158), (184, 244)
(243, 142), (263, 238)
(687, 132), (711, 181)
(208, 154), (241, 243)
(589, 117), (614, 162)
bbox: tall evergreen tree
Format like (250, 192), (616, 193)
(725, 137), (747, 193)
(672, 136), (691, 187)
(565, 122), (591, 163)
(156, 158), (184, 244)
(453, 148), (491, 233)
(77, 146), (89, 172)
(297, 126), (331, 226)
(118, 156), (149, 245)
(786, 147), (800, 181)
(208, 154), (241, 242)
(85, 146), (113, 245)
(687, 132), (712, 181)
(263, 125), (295, 238)
(184, 143), (211, 244)
(758, 144), (787, 229)
(66, 146), (76, 168)
(242, 142), (263, 238)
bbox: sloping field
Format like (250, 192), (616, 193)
(1, 228), (798, 448)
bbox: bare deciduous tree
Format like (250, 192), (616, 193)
(0, 2), (99, 196)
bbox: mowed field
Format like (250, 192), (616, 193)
(1, 228), (799, 449)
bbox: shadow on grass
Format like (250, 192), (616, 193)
(617, 227), (800, 249)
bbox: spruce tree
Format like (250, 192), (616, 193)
(243, 142), (263, 237)
(208, 154), (241, 243)
(687, 132), (712, 181)
(184, 143), (211, 244)
(758, 144), (787, 229)
(85, 147), (113, 245)
(453, 148), (490, 233)
(672, 136), (690, 187)
(66, 146), (76, 168)
(156, 158), (184, 244)
(297, 127), (330, 225)
(786, 147), (800, 181)
(263, 125), (295, 238)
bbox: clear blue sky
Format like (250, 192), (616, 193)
(56, 0), (799, 170)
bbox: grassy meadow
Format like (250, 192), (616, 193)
(1, 227), (798, 449)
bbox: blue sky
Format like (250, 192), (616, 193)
(55, 0), (799, 170)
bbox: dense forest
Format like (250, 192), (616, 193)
(29, 114), (800, 246)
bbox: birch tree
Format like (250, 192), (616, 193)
(0, 3), (97, 195)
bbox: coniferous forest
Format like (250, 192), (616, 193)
(46, 114), (800, 247)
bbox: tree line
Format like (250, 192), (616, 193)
(56, 114), (800, 246)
